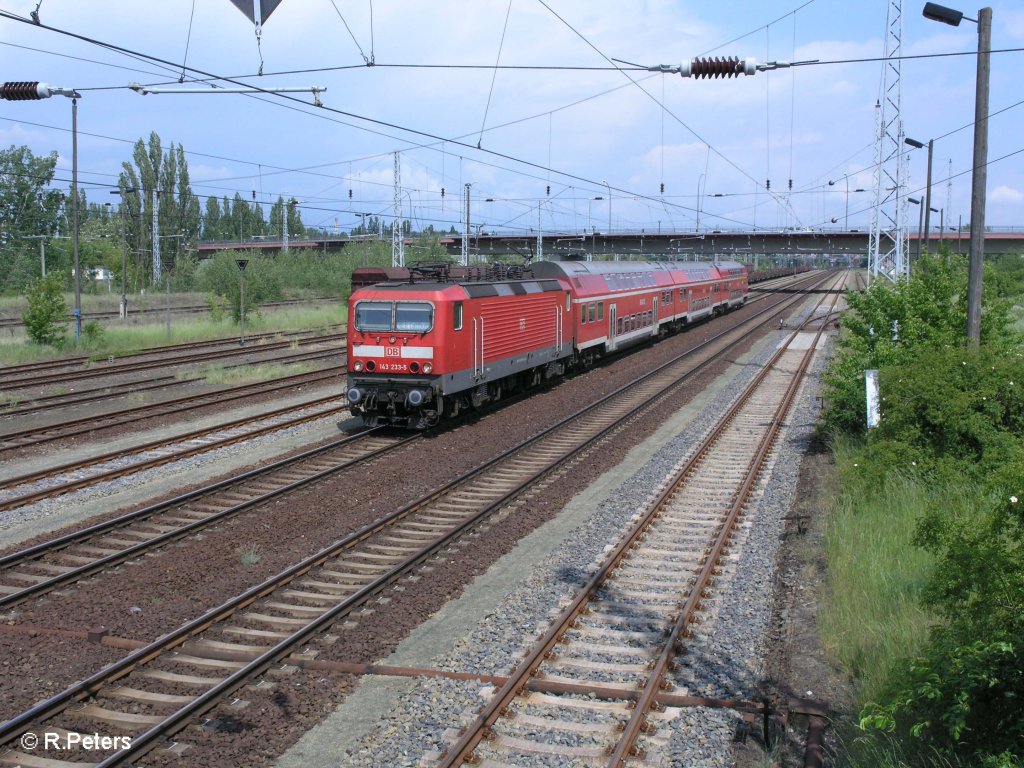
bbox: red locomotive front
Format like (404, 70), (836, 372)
(346, 273), (571, 428)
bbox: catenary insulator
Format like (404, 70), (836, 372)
(0, 81), (50, 100)
(679, 57), (756, 79)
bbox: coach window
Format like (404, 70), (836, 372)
(354, 301), (393, 332)
(597, 302), (604, 321)
(566, 292), (571, 312)
(581, 305), (587, 324)
(588, 303), (597, 323)
(395, 302), (434, 333)
(453, 301), (463, 331)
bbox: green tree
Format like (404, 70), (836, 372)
(203, 196), (223, 240)
(0, 145), (62, 291)
(22, 273), (67, 346)
(118, 133), (201, 286)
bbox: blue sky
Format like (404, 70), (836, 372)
(1, 0), (1022, 239)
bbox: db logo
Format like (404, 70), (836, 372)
(385, 347), (400, 357)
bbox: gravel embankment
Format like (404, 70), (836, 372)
(324, 328), (831, 768)
(1, 296), (799, 762)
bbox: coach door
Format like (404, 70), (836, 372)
(652, 296), (659, 336)
(473, 317), (485, 379)
(607, 304), (617, 352)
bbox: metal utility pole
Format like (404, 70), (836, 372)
(283, 200), (289, 253)
(152, 189), (161, 283)
(966, 7), (991, 346)
(924, 138), (934, 252)
(71, 96), (81, 340)
(111, 187), (135, 319)
(392, 152), (404, 267)
(868, 0), (908, 284)
(921, 3), (991, 345)
(462, 183), (471, 267)
(0, 83), (91, 336)
(537, 202), (543, 261)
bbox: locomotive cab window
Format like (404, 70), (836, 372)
(453, 301), (463, 331)
(354, 301), (392, 332)
(395, 302), (434, 333)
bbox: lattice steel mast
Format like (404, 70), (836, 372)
(392, 151), (404, 267)
(868, 0), (909, 283)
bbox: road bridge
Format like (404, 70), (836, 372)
(196, 228), (1024, 262)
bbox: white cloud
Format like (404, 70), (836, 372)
(990, 185), (1024, 203)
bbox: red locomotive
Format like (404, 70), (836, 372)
(346, 259), (748, 428)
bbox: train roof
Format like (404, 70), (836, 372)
(351, 278), (564, 299)
(531, 259), (746, 279)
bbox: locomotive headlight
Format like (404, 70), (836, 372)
(390, 336), (397, 344)
(353, 360), (363, 372)
(423, 363), (432, 374)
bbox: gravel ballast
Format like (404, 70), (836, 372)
(281, 319), (832, 767)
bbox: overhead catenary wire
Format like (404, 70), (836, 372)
(328, 0), (372, 65)
(477, 0), (514, 150)
(6, 7), (1021, 236)
(178, 0), (196, 83)
(0, 10), (730, 229)
(533, 0), (804, 226)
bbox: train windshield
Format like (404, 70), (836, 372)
(395, 302), (434, 333)
(354, 301), (393, 331)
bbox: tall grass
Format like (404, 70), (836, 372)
(835, 729), (971, 768)
(820, 438), (935, 706)
(0, 303), (344, 366)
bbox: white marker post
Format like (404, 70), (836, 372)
(235, 259), (249, 346)
(865, 369), (880, 429)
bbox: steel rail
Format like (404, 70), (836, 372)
(0, 362), (343, 447)
(0, 396), (348, 510)
(0, 332), (344, 389)
(0, 276), (825, 607)
(608, 276), (845, 764)
(0, 325), (342, 378)
(0, 349), (341, 418)
(0, 429), (414, 609)
(436, 271), (844, 766)
(0, 273), (832, 765)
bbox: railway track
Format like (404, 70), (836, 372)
(0, 346), (338, 418)
(0, 361), (343, 449)
(0, 428), (415, 609)
(0, 325), (341, 380)
(0, 272), (835, 767)
(0, 395), (350, 512)
(0, 331), (344, 390)
(434, 273), (845, 767)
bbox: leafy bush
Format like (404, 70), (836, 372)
(82, 320), (105, 346)
(195, 252), (283, 322)
(823, 251), (1024, 765)
(21, 273), (67, 347)
(822, 252), (1015, 434)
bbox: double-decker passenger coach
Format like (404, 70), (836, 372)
(346, 260), (748, 428)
